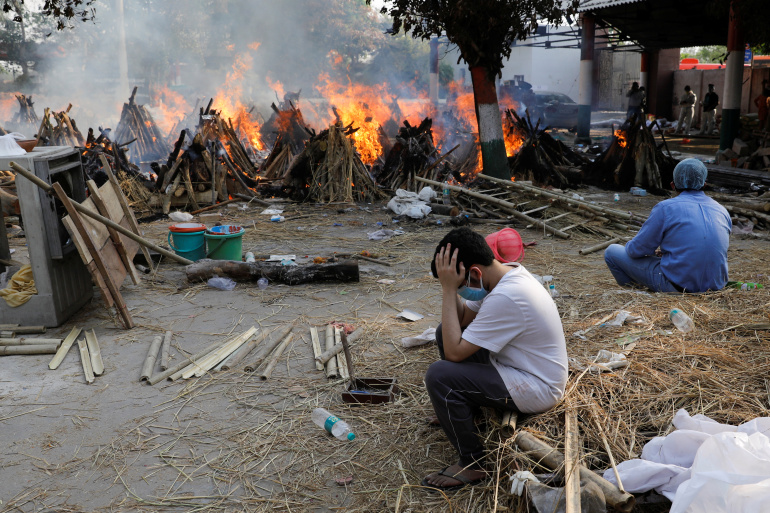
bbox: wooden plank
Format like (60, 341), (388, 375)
(521, 204), (550, 216)
(77, 338), (95, 384)
(87, 179), (141, 285)
(48, 327), (81, 370)
(98, 154), (153, 269)
(54, 183), (134, 329)
(85, 329), (104, 376)
(310, 327), (324, 371)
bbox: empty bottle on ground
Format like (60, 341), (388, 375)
(312, 408), (356, 441)
(670, 309), (694, 333)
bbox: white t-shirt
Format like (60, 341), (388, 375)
(463, 264), (567, 413)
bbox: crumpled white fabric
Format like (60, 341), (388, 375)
(509, 471), (539, 496)
(568, 349), (628, 373)
(386, 188), (434, 219)
(400, 327), (436, 348)
(367, 228), (404, 241)
(0, 133), (27, 156)
(603, 409), (770, 510)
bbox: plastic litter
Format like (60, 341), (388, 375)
(270, 215), (285, 222)
(168, 211), (194, 222)
(207, 276), (236, 291)
(400, 327), (436, 348)
(257, 277), (268, 290)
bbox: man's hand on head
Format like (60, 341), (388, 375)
(435, 244), (466, 291)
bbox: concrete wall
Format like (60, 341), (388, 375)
(594, 49), (641, 111)
(648, 49), (680, 120)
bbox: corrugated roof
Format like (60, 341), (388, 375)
(577, 0), (644, 12)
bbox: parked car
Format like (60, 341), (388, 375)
(527, 91), (579, 129)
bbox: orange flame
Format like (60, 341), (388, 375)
(614, 129), (627, 148)
(213, 51), (265, 151)
(149, 86), (190, 135)
(0, 92), (20, 122)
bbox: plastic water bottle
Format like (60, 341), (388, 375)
(245, 252), (255, 263)
(613, 193), (620, 202)
(549, 283), (560, 298)
(442, 180), (451, 205)
(670, 309), (694, 333)
(311, 408), (356, 441)
(257, 277), (268, 290)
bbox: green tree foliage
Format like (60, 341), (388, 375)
(2, 0), (94, 30)
(681, 46), (727, 64)
(369, 0), (579, 78)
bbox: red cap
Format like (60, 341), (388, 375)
(485, 228), (524, 263)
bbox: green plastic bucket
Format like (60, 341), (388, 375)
(205, 225), (244, 261)
(168, 223), (207, 261)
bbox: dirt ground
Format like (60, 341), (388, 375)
(1, 124), (766, 512)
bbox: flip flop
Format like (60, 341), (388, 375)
(420, 466), (488, 492)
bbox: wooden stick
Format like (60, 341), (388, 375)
(10, 162), (193, 265)
(243, 323), (296, 372)
(185, 327), (258, 379)
(140, 335), (164, 381)
(339, 329), (356, 384)
(77, 339), (95, 384)
(160, 330), (172, 371)
(513, 431), (635, 512)
(315, 327), (364, 365)
(53, 182), (134, 329)
(310, 327), (324, 371)
(49, 328), (81, 369)
(591, 410), (625, 493)
(0, 345), (59, 355)
(3, 325), (45, 334)
(564, 407), (582, 513)
(336, 328), (350, 380)
(324, 324), (338, 379)
(259, 333), (295, 380)
(216, 329), (265, 371)
(85, 330), (104, 376)
(579, 238), (621, 256)
(190, 198), (241, 215)
(148, 338), (229, 385)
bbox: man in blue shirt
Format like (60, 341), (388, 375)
(604, 159), (731, 293)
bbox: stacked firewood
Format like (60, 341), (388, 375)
(584, 116), (676, 192)
(505, 109), (587, 188)
(13, 94), (39, 127)
(283, 122), (386, 203)
(376, 118), (444, 191)
(114, 87), (170, 163)
(37, 105), (85, 147)
(81, 128), (145, 185)
(260, 101), (314, 181)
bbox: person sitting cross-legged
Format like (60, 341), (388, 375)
(421, 227), (568, 491)
(604, 158), (731, 293)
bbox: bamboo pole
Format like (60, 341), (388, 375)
(339, 330), (356, 384)
(0, 338), (62, 346)
(148, 338), (228, 385)
(140, 335), (164, 381)
(324, 324), (338, 379)
(259, 333), (295, 380)
(217, 329), (265, 371)
(160, 330), (172, 371)
(0, 344), (59, 355)
(9, 162), (193, 265)
(315, 327), (364, 365)
(49, 328), (81, 370)
(513, 431), (635, 512)
(591, 410), (625, 493)
(310, 327), (324, 371)
(500, 411), (518, 438)
(414, 177), (571, 239)
(579, 238), (621, 256)
(2, 325), (45, 334)
(243, 323), (296, 372)
(77, 339), (95, 384)
(564, 408), (582, 513)
(186, 326), (257, 379)
(85, 330), (104, 376)
(336, 328), (350, 380)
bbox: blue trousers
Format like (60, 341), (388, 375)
(604, 244), (679, 292)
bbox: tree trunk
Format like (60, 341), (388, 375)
(470, 66), (509, 180)
(186, 259), (359, 285)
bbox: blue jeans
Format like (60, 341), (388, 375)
(604, 244), (679, 292)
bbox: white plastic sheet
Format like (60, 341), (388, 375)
(386, 187), (435, 219)
(603, 409), (770, 511)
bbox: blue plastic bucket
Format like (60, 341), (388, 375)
(205, 225), (245, 261)
(168, 223), (207, 261)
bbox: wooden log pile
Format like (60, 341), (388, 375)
(12, 94), (39, 129)
(584, 116), (677, 193)
(375, 118), (445, 191)
(36, 105), (85, 147)
(80, 128), (148, 188)
(505, 109), (587, 188)
(709, 191), (770, 232)
(282, 122), (386, 203)
(259, 101), (314, 182)
(114, 87), (170, 163)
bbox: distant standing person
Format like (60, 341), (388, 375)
(675, 85), (696, 135)
(699, 84), (719, 135)
(626, 82), (645, 120)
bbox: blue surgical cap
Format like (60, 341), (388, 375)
(673, 158), (708, 190)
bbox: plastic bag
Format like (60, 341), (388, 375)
(207, 276), (236, 291)
(400, 327), (436, 348)
(169, 211), (194, 222)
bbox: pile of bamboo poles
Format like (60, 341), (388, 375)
(145, 323), (299, 385)
(114, 87), (170, 163)
(37, 105), (85, 147)
(709, 191), (770, 231)
(46, 327), (104, 384)
(310, 326), (363, 380)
